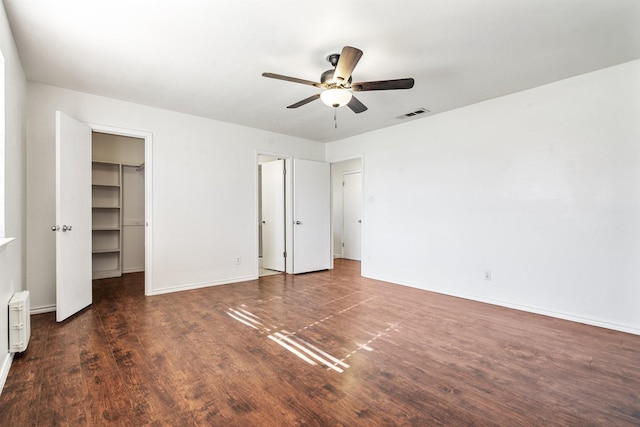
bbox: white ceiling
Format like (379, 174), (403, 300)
(4, 0), (640, 142)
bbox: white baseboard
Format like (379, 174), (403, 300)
(0, 353), (14, 396)
(150, 275), (257, 296)
(122, 268), (145, 274)
(29, 274), (257, 312)
(363, 272), (640, 336)
(31, 304), (56, 315)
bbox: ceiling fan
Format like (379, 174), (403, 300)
(262, 46), (414, 114)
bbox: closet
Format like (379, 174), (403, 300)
(91, 132), (145, 279)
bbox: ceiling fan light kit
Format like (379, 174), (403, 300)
(262, 46), (415, 116)
(320, 88), (352, 108)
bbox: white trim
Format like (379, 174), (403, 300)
(150, 275), (256, 296)
(122, 268), (144, 274)
(30, 304), (56, 314)
(364, 272), (640, 336)
(88, 123), (153, 296)
(0, 353), (14, 396)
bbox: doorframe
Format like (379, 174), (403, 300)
(256, 151), (293, 275)
(89, 123), (153, 295)
(330, 155), (364, 267)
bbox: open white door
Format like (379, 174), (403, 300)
(261, 159), (285, 271)
(55, 111), (92, 322)
(292, 159), (331, 274)
(343, 172), (362, 261)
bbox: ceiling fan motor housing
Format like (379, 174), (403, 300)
(321, 69), (352, 87)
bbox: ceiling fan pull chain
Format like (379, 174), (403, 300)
(334, 107), (338, 129)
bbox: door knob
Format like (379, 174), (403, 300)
(358, 220), (362, 223)
(295, 221), (302, 225)
(51, 225), (59, 231)
(62, 225), (72, 232)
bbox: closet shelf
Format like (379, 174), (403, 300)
(92, 248), (120, 254)
(92, 183), (121, 188)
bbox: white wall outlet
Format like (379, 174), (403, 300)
(484, 270), (492, 281)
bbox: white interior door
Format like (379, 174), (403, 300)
(343, 172), (362, 261)
(293, 159), (331, 274)
(261, 159), (285, 271)
(55, 111), (92, 322)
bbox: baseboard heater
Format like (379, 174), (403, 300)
(9, 291), (30, 353)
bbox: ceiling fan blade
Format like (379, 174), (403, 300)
(351, 78), (415, 92)
(334, 46), (363, 83)
(262, 72), (322, 87)
(347, 95), (368, 114)
(287, 94), (321, 109)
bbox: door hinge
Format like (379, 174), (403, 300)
(283, 251), (287, 258)
(341, 242), (344, 247)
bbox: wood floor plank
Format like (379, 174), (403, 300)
(1, 260), (639, 425)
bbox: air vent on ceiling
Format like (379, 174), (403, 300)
(396, 108), (430, 120)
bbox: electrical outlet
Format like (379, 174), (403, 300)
(235, 257), (241, 265)
(484, 270), (492, 281)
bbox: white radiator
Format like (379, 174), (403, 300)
(8, 291), (30, 353)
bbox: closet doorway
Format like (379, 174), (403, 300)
(91, 132), (146, 284)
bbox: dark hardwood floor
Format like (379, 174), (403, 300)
(1, 259), (639, 426)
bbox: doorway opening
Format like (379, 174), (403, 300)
(258, 155), (286, 277)
(89, 124), (153, 296)
(331, 158), (363, 262)
(91, 132), (145, 280)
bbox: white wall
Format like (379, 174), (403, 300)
(26, 83), (324, 310)
(0, 2), (27, 390)
(326, 60), (640, 335)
